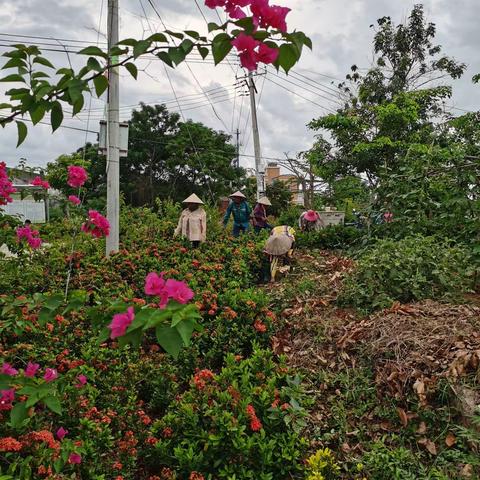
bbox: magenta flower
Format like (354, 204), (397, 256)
(231, 33), (261, 71)
(108, 307), (135, 339)
(251, 0), (290, 32)
(16, 226), (32, 241)
(81, 210), (110, 238)
(165, 279), (194, 304)
(31, 176), (50, 190)
(24, 362), (40, 378)
(68, 453), (82, 464)
(0, 162), (16, 206)
(75, 374), (87, 388)
(68, 195), (81, 206)
(0, 389), (15, 410)
(56, 427), (68, 440)
(145, 272), (166, 296)
(205, 0), (226, 6)
(27, 236), (42, 249)
(67, 165), (88, 188)
(1, 363), (18, 376)
(255, 43), (279, 64)
(43, 368), (58, 382)
(16, 225), (43, 250)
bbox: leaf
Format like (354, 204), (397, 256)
(43, 395), (62, 414)
(156, 326), (183, 359)
(77, 46), (108, 59)
(124, 62), (138, 80)
(208, 22), (221, 33)
(67, 79), (84, 103)
(133, 40), (151, 59)
(38, 307), (52, 326)
(31, 72), (50, 79)
(10, 402), (29, 428)
(44, 294), (64, 310)
(416, 421), (427, 434)
(168, 47), (186, 66)
(184, 30), (200, 40)
(93, 75), (109, 98)
(212, 33), (233, 66)
(396, 407), (408, 427)
(165, 30), (184, 40)
(117, 38), (138, 47)
(146, 33), (168, 43)
(50, 101), (63, 132)
(180, 39), (194, 54)
(33, 56), (55, 69)
(157, 51), (173, 68)
(0, 103), (12, 110)
(2, 57), (26, 69)
(418, 438), (437, 455)
(97, 327), (110, 345)
(72, 95), (85, 116)
(0, 73), (25, 83)
(87, 57), (103, 72)
(277, 43), (299, 74)
(445, 432), (456, 447)
(175, 318), (196, 347)
(197, 46), (209, 60)
(16, 120), (27, 147)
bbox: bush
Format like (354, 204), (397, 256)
(276, 204), (303, 227)
(296, 225), (363, 250)
(339, 235), (472, 311)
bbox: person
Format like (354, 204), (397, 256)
(252, 196), (272, 233)
(223, 191), (252, 237)
(263, 225), (296, 282)
(24, 219), (32, 227)
(174, 194), (207, 248)
(299, 210), (323, 232)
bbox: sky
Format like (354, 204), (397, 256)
(0, 0), (479, 172)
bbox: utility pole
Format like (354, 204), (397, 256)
(234, 128), (240, 168)
(248, 72), (264, 200)
(106, 0), (120, 256)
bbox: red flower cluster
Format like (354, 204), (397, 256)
(253, 319), (267, 332)
(22, 430), (60, 451)
(246, 404), (263, 432)
(16, 225), (43, 249)
(0, 436), (23, 452)
(81, 210), (110, 238)
(117, 430), (138, 456)
(193, 369), (215, 390)
(0, 162), (16, 205)
(189, 472), (205, 480)
(31, 176), (50, 190)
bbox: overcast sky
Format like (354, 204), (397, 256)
(1, 0), (479, 171)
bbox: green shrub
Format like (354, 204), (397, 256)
(296, 225), (363, 250)
(277, 204), (303, 227)
(339, 235), (472, 311)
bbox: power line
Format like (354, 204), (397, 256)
(0, 114), (98, 133)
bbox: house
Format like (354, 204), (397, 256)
(264, 163), (304, 205)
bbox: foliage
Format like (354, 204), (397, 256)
(265, 180), (292, 216)
(339, 235), (472, 311)
(296, 226), (363, 250)
(276, 204), (303, 227)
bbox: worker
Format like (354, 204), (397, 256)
(223, 191), (252, 237)
(174, 193), (207, 247)
(264, 225), (296, 282)
(252, 196), (272, 233)
(299, 210), (324, 232)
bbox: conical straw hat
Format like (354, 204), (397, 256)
(229, 190), (246, 199)
(182, 193), (204, 204)
(264, 234), (293, 256)
(257, 196), (272, 206)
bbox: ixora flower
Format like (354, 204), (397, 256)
(56, 427), (68, 440)
(75, 374), (87, 388)
(0, 161), (16, 205)
(31, 176), (50, 190)
(68, 194), (81, 206)
(68, 453), (82, 464)
(0, 437), (23, 452)
(67, 165), (88, 188)
(43, 368), (58, 382)
(0, 389), (15, 410)
(81, 210), (110, 238)
(108, 307), (135, 339)
(24, 362), (40, 378)
(0, 362), (18, 376)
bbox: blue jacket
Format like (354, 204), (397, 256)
(223, 201), (251, 226)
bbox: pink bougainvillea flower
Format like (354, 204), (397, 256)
(225, 3), (246, 19)
(204, 0), (226, 7)
(68, 453), (82, 464)
(27, 236), (42, 249)
(1, 363), (18, 376)
(231, 33), (261, 71)
(68, 195), (81, 206)
(16, 226), (32, 241)
(255, 43), (279, 64)
(145, 272), (166, 296)
(108, 307), (135, 339)
(67, 165), (88, 188)
(16, 225), (43, 250)
(0, 162), (16, 206)
(263, 4), (290, 32)
(0, 389), (15, 410)
(165, 279), (194, 304)
(56, 427), (68, 440)
(24, 362), (40, 378)
(75, 374), (87, 388)
(157, 289), (170, 310)
(43, 368), (58, 382)
(81, 210), (110, 238)
(31, 176), (50, 190)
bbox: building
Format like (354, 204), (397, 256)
(264, 163), (304, 205)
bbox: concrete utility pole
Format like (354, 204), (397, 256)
(248, 72), (264, 200)
(234, 128), (240, 168)
(106, 0), (120, 256)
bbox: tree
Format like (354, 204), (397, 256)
(265, 181), (292, 216)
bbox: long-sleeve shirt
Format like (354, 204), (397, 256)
(174, 208), (207, 242)
(252, 204), (268, 227)
(299, 212), (324, 231)
(223, 201), (251, 226)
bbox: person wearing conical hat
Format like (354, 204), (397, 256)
(174, 194), (207, 247)
(223, 190), (252, 237)
(263, 225), (296, 282)
(252, 196), (273, 233)
(299, 209), (324, 232)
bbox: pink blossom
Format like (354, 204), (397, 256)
(75, 374), (87, 388)
(16, 225), (43, 250)
(43, 368), (58, 382)
(255, 43), (279, 64)
(67, 165), (88, 188)
(157, 289), (170, 309)
(225, 3), (246, 18)
(145, 272), (166, 296)
(251, 0), (290, 32)
(16, 226), (32, 241)
(0, 389), (15, 410)
(0, 162), (16, 205)
(31, 176), (50, 190)
(108, 307), (135, 339)
(56, 427), (68, 440)
(205, 0), (226, 7)
(68, 195), (81, 206)
(231, 33), (261, 71)
(165, 279), (194, 304)
(81, 210), (110, 238)
(68, 453), (82, 464)
(1, 363), (18, 376)
(27, 236), (42, 249)
(24, 362), (40, 378)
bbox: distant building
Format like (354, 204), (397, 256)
(264, 163), (304, 205)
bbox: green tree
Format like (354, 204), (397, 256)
(265, 180), (292, 217)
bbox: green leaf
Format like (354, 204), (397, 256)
(234, 17), (255, 32)
(109, 46), (128, 58)
(78, 46), (108, 59)
(157, 51), (173, 68)
(212, 33), (233, 66)
(16, 120), (27, 147)
(0, 73), (25, 83)
(168, 46), (186, 66)
(175, 318), (196, 346)
(38, 307), (52, 327)
(97, 327), (110, 345)
(133, 40), (151, 59)
(155, 326), (183, 359)
(0, 103), (12, 110)
(2, 57), (26, 69)
(43, 395), (62, 414)
(146, 33), (168, 43)
(180, 39), (194, 55)
(25, 393), (40, 408)
(208, 22), (221, 33)
(117, 38), (138, 47)
(31, 72), (50, 79)
(44, 293), (64, 310)
(165, 30), (184, 40)
(124, 62), (138, 80)
(51, 102), (63, 132)
(93, 75), (108, 97)
(184, 30), (200, 40)
(197, 46), (209, 60)
(29, 103), (46, 125)
(72, 95), (85, 116)
(10, 402), (29, 428)
(87, 57), (103, 72)
(33, 56), (55, 69)
(67, 79), (84, 103)
(278, 43), (299, 74)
